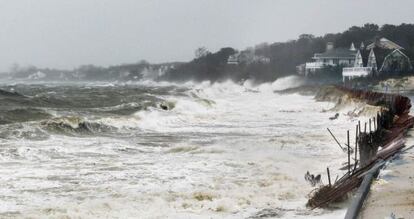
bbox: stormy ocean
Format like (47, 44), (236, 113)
(0, 77), (368, 218)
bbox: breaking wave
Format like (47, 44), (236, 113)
(270, 75), (306, 91)
(0, 78), (369, 219)
(0, 88), (25, 97)
(0, 108), (52, 124)
(40, 117), (117, 135)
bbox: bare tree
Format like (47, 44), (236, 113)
(194, 47), (210, 59)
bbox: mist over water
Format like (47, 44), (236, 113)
(0, 78), (368, 218)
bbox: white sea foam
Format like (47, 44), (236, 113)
(0, 80), (376, 218)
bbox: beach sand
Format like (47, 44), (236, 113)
(359, 132), (414, 219)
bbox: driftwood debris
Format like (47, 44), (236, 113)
(307, 87), (414, 209)
(329, 113), (339, 120)
(305, 171), (322, 187)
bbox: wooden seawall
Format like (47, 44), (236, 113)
(307, 86), (414, 218)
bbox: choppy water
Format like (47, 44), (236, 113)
(0, 78), (370, 218)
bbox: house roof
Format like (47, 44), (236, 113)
(360, 49), (370, 66)
(362, 47), (412, 72)
(313, 48), (357, 59)
(378, 49), (412, 72)
(356, 49), (370, 66)
(367, 37), (403, 50)
(371, 47), (390, 69)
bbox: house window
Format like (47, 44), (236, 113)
(333, 59), (339, 65)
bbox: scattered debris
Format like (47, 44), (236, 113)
(307, 87), (414, 211)
(305, 171), (321, 187)
(248, 208), (285, 218)
(329, 113), (339, 120)
(248, 207), (313, 219)
(159, 101), (175, 110)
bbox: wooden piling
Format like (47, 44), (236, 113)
(355, 125), (358, 165)
(347, 130), (350, 175)
(377, 112), (381, 130)
(327, 128), (345, 151)
(327, 167), (331, 187)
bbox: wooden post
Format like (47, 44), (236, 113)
(373, 117), (376, 131)
(377, 112), (381, 130)
(327, 128), (345, 151)
(353, 160), (359, 173)
(355, 124), (358, 164)
(327, 167), (331, 186)
(358, 121), (361, 135)
(347, 130), (350, 175)
(364, 123), (367, 133)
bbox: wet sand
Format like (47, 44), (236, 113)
(359, 134), (414, 219)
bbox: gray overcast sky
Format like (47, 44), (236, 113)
(0, 0), (413, 71)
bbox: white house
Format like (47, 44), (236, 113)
(300, 42), (357, 76)
(227, 48), (270, 65)
(342, 48), (373, 81)
(342, 38), (412, 82)
(227, 55), (239, 65)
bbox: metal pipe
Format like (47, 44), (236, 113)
(344, 160), (385, 219)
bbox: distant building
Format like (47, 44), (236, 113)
(366, 37), (403, 50)
(227, 48), (270, 65)
(298, 42), (357, 76)
(296, 64), (306, 76)
(342, 37), (412, 82)
(227, 55), (239, 65)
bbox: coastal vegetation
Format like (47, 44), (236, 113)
(164, 23), (414, 83)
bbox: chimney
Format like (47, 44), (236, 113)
(326, 42), (334, 51)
